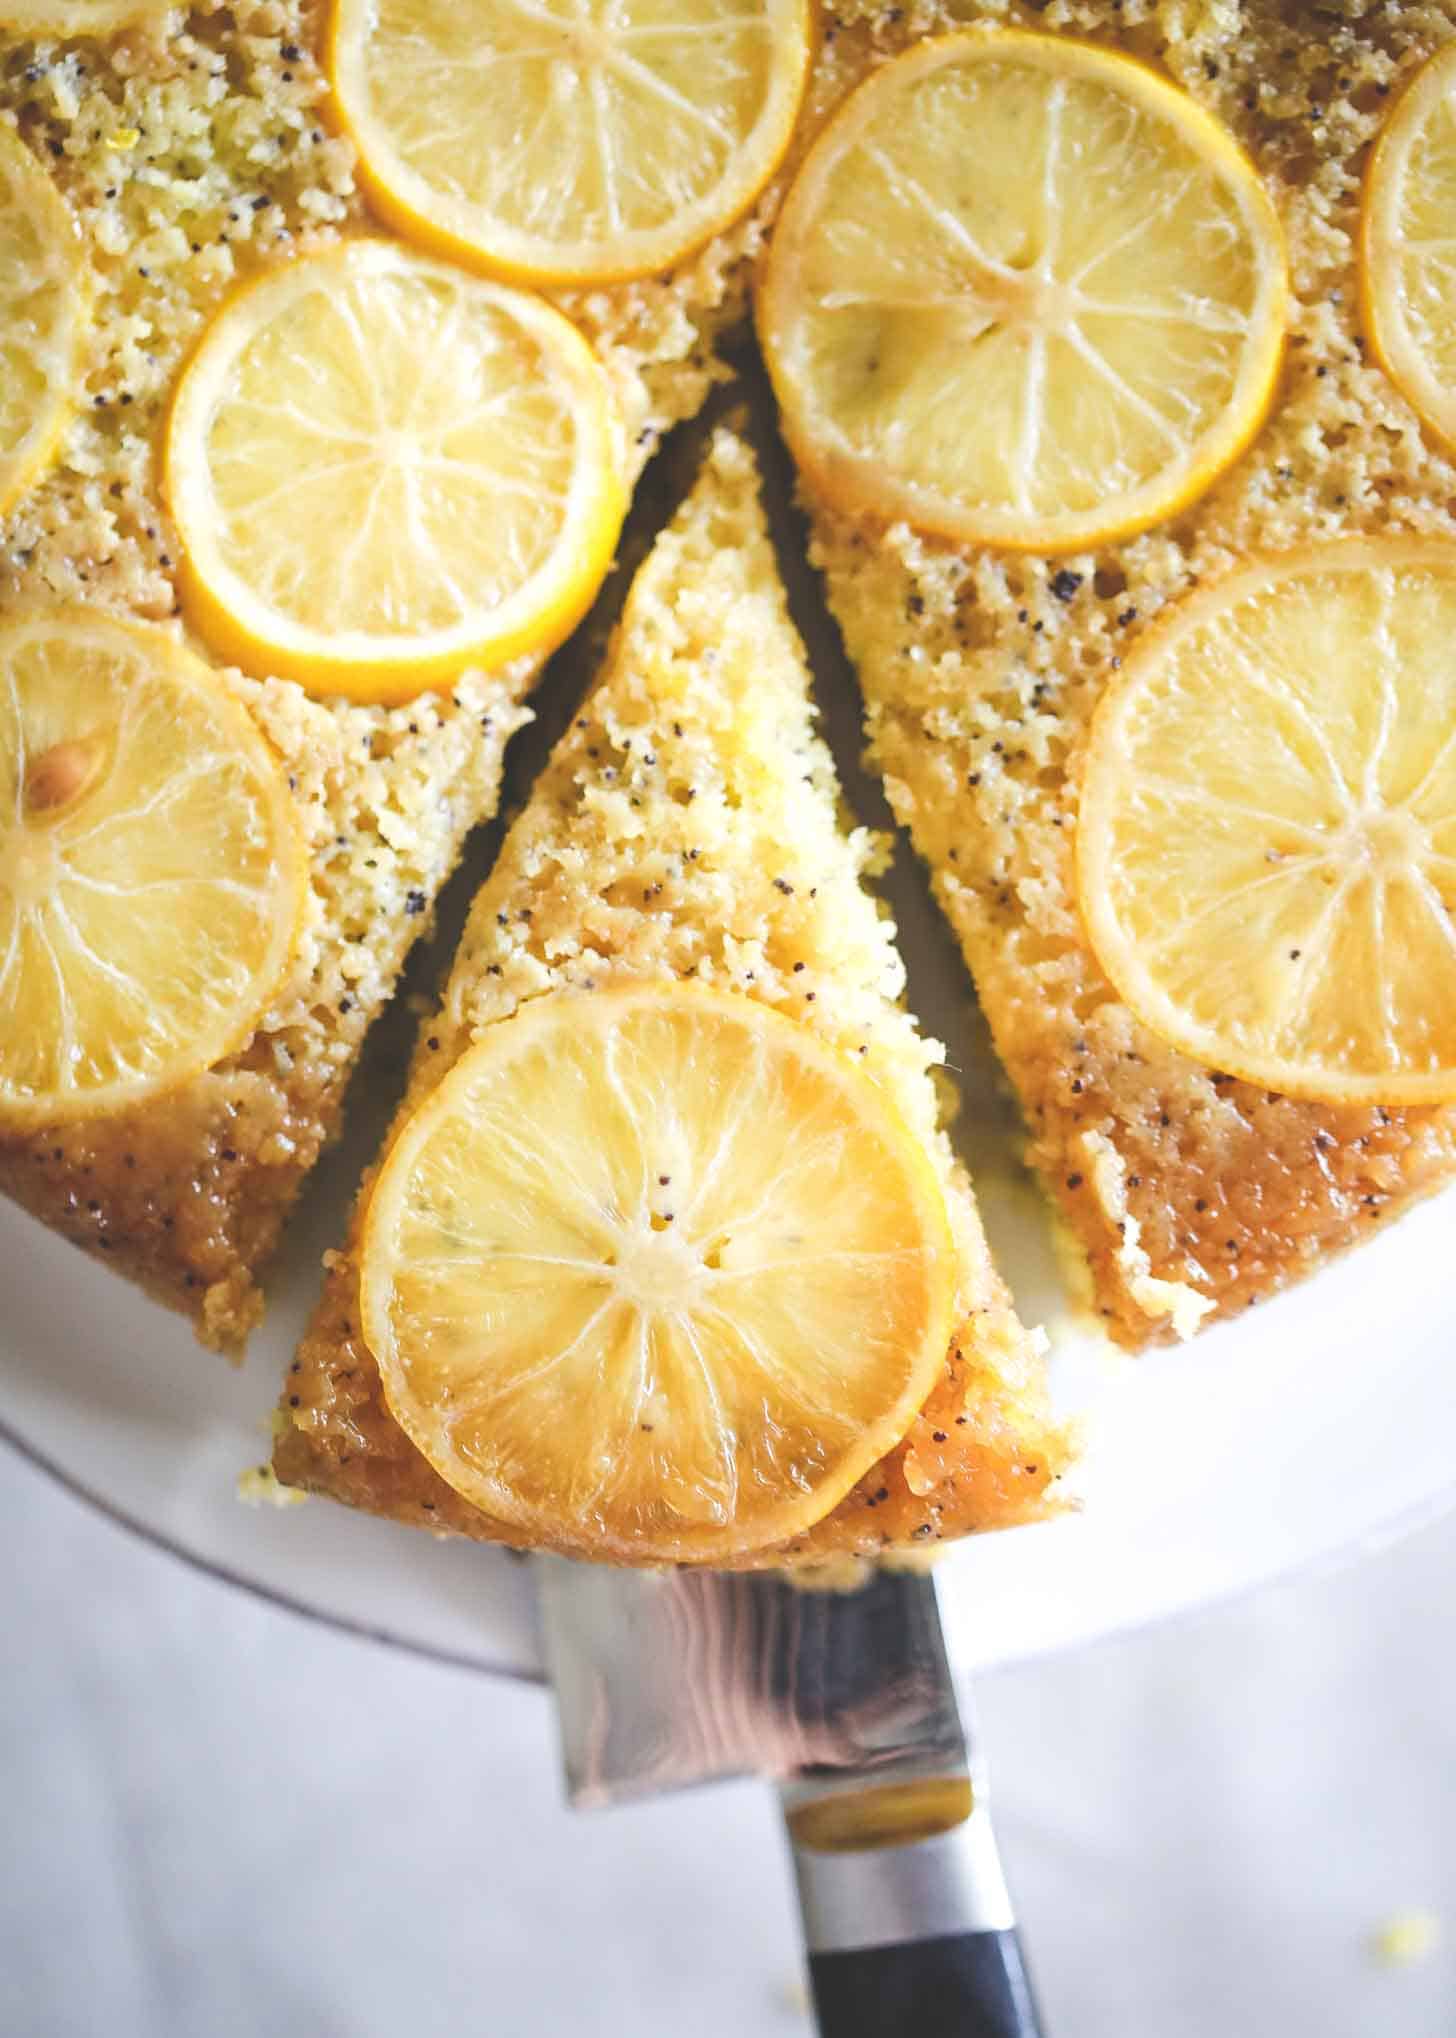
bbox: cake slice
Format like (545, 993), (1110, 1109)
(275, 429), (1069, 1563)
(778, 0), (1456, 1347)
(0, 0), (768, 1351)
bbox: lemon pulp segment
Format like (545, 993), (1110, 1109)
(1078, 539), (1456, 1106)
(1361, 40), (1456, 456)
(330, 0), (811, 287)
(0, 610), (307, 1128)
(0, 122), (88, 520)
(164, 240), (625, 703)
(758, 31), (1288, 553)
(359, 985), (957, 1562)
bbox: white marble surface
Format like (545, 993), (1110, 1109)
(3, 1445), (1454, 2038)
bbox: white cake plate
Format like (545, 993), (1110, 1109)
(4, 836), (1453, 1683)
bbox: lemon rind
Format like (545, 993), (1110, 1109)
(1360, 41), (1456, 461)
(1077, 537), (1456, 1108)
(758, 29), (1291, 556)
(358, 982), (958, 1565)
(328, 0), (814, 290)
(0, 125), (92, 523)
(162, 240), (627, 705)
(0, 609), (310, 1131)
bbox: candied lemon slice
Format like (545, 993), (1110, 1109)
(0, 123), (88, 520)
(0, 610), (307, 1128)
(758, 31), (1288, 554)
(164, 240), (625, 704)
(1078, 540), (1456, 1106)
(1361, 41), (1456, 455)
(330, 0), (811, 288)
(359, 985), (956, 1562)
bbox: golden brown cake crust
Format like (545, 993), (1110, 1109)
(803, 0), (1456, 1349)
(0, 1072), (317, 1347)
(0, 0), (763, 1348)
(274, 1257), (1064, 1564)
(275, 431), (1070, 1560)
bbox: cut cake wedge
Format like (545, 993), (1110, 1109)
(275, 429), (1069, 1563)
(791, 0), (1456, 1348)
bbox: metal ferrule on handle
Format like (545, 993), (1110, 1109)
(789, 1799), (1043, 2038)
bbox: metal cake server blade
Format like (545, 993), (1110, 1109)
(536, 1558), (1045, 2038)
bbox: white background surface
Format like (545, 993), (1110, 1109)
(4, 1447), (1455, 2038)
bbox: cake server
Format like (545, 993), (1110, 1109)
(536, 1557), (1044, 2038)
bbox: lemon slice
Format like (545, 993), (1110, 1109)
(0, 123), (88, 521)
(164, 241), (625, 704)
(330, 0), (811, 288)
(1077, 539), (1456, 1107)
(758, 31), (1288, 554)
(1361, 41), (1456, 455)
(359, 985), (956, 1562)
(0, 610), (307, 1128)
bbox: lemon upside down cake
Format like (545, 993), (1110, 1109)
(9, 0), (1456, 1572)
(762, 0), (1456, 1348)
(0, 0), (809, 1348)
(274, 432), (1071, 1566)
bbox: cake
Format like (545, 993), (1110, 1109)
(789, 0), (1456, 1348)
(274, 428), (1070, 1562)
(0, 0), (765, 1350)
(8, 0), (1450, 1563)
